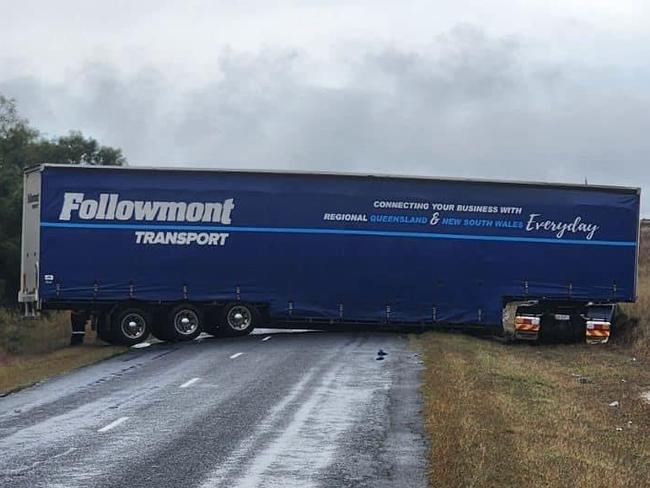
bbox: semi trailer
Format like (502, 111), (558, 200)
(19, 164), (640, 346)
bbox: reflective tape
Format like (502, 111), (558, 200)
(515, 315), (541, 332)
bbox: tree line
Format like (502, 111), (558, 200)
(0, 95), (125, 306)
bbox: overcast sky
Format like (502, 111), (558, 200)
(1, 1), (649, 212)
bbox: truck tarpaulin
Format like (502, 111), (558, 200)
(30, 165), (640, 327)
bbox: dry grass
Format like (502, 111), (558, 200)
(0, 345), (124, 395)
(0, 308), (125, 395)
(416, 224), (650, 487)
(0, 308), (72, 355)
(617, 276), (650, 358)
(415, 333), (650, 488)
(617, 222), (650, 358)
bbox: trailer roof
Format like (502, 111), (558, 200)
(28, 163), (640, 195)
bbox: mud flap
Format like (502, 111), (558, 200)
(514, 315), (541, 341)
(585, 320), (610, 344)
(584, 304), (615, 345)
(503, 301), (539, 342)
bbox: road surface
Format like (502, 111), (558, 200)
(0, 330), (428, 487)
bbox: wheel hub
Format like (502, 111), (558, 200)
(174, 309), (199, 335)
(227, 306), (251, 331)
(121, 313), (146, 340)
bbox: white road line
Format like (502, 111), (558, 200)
(262, 335), (272, 342)
(180, 377), (200, 388)
(230, 352), (244, 359)
(97, 416), (129, 433)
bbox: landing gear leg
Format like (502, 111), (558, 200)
(70, 311), (89, 346)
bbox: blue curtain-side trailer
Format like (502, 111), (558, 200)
(19, 164), (640, 345)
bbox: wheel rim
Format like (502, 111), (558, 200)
(174, 309), (200, 335)
(226, 305), (252, 331)
(120, 313), (147, 340)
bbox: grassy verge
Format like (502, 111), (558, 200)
(617, 223), (650, 358)
(618, 268), (650, 360)
(414, 332), (650, 488)
(0, 309), (125, 395)
(0, 344), (125, 395)
(1, 308), (73, 355)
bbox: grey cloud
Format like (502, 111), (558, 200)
(1, 26), (649, 212)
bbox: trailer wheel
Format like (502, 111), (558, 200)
(111, 307), (151, 346)
(165, 304), (204, 342)
(219, 303), (257, 336)
(96, 314), (113, 343)
(150, 321), (172, 342)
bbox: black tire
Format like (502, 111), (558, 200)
(163, 304), (204, 342)
(150, 322), (173, 342)
(219, 302), (258, 337)
(202, 321), (220, 337)
(149, 308), (173, 342)
(96, 314), (114, 343)
(110, 307), (151, 346)
(201, 305), (222, 337)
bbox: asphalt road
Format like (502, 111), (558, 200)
(0, 330), (428, 487)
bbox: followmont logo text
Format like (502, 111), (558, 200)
(58, 192), (235, 223)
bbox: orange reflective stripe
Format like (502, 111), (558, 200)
(515, 324), (540, 331)
(586, 330), (610, 337)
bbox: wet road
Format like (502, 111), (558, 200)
(0, 330), (428, 487)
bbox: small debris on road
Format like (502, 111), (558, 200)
(609, 401), (620, 408)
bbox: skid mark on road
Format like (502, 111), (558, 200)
(200, 336), (386, 488)
(0, 346), (182, 428)
(1, 447), (77, 477)
(202, 363), (321, 484)
(199, 365), (321, 488)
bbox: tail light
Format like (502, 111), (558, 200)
(585, 320), (610, 344)
(515, 315), (541, 332)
